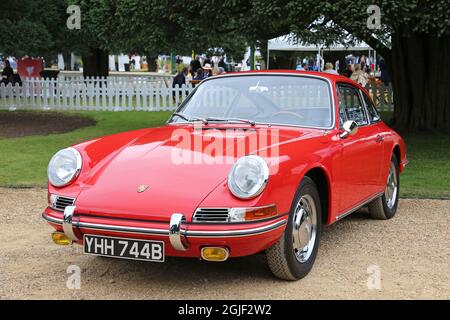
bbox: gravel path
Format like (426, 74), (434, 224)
(0, 188), (449, 300)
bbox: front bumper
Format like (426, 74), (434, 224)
(42, 206), (287, 258)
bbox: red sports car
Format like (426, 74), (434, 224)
(43, 71), (407, 280)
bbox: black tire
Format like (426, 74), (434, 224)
(368, 154), (400, 220)
(266, 176), (322, 280)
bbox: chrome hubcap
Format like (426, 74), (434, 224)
(292, 195), (317, 263)
(385, 162), (398, 209)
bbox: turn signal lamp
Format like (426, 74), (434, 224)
(229, 204), (278, 222)
(51, 232), (72, 245)
(201, 247), (229, 262)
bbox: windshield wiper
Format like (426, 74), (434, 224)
(204, 117), (256, 126)
(172, 113), (208, 124)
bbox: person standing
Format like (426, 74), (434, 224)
(343, 64), (354, 78)
(216, 67), (226, 75)
(1, 59), (14, 85)
(190, 55), (201, 75)
(218, 57), (226, 71)
(379, 58), (391, 84)
(172, 67), (189, 88)
(296, 62), (307, 71)
(323, 62), (338, 75)
(203, 55), (214, 68)
(202, 64), (213, 78)
(193, 68), (204, 81)
(172, 67), (189, 102)
(350, 64), (369, 87)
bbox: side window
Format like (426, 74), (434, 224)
(361, 91), (381, 123)
(337, 84), (369, 126)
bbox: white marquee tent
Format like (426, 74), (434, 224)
(267, 34), (376, 70)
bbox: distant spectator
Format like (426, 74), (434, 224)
(323, 62), (338, 75)
(190, 55), (201, 74)
(185, 67), (193, 83)
(193, 68), (204, 81)
(218, 57), (226, 71)
(203, 56), (214, 68)
(379, 58), (391, 84)
(296, 62), (307, 71)
(172, 67), (189, 88)
(343, 64), (354, 78)
(172, 67), (189, 101)
(217, 67), (226, 75)
(1, 60), (14, 85)
(350, 64), (369, 87)
(202, 64), (213, 78)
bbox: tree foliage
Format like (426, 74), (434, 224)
(0, 0), (74, 57)
(1, 0), (448, 130)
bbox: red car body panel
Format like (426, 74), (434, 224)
(43, 71), (407, 258)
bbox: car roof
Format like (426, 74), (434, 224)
(217, 69), (348, 81)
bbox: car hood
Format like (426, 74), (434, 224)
(74, 124), (314, 222)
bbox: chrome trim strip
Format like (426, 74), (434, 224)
(43, 213), (64, 225)
(335, 192), (384, 221)
(63, 206), (79, 241)
(42, 212), (287, 238)
(185, 219), (287, 237)
(169, 213), (189, 251)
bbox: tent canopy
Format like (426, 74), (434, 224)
(268, 34), (372, 52)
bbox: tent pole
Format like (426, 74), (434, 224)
(267, 49), (270, 70)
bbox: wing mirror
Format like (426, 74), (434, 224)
(340, 120), (358, 139)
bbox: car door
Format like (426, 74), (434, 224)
(335, 83), (384, 214)
(360, 88), (386, 188)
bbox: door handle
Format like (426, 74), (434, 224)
(375, 135), (384, 143)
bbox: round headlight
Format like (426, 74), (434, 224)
(47, 147), (82, 187)
(228, 155), (269, 199)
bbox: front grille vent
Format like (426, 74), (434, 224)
(193, 208), (230, 223)
(52, 196), (75, 212)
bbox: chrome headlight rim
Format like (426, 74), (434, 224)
(227, 155), (269, 200)
(47, 147), (82, 187)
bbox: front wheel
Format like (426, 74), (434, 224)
(368, 154), (400, 220)
(266, 176), (322, 280)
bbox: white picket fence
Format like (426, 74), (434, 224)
(0, 77), (394, 112)
(0, 77), (194, 111)
(367, 81), (394, 112)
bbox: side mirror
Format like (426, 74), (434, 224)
(340, 120), (358, 139)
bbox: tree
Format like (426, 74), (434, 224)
(0, 0), (77, 62)
(110, 0), (249, 69)
(165, 0), (449, 131)
(287, 0), (450, 131)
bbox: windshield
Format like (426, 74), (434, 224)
(170, 75), (333, 128)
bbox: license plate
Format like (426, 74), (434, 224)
(83, 234), (164, 262)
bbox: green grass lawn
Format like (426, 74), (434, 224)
(0, 111), (171, 187)
(0, 110), (448, 198)
(399, 132), (450, 198)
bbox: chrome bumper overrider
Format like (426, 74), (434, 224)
(42, 206), (287, 251)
